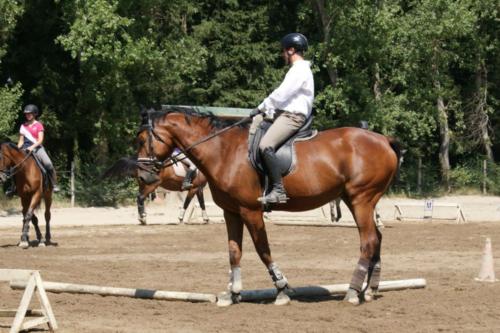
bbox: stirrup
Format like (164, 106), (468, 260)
(257, 191), (289, 204)
(52, 185), (60, 193)
(181, 181), (193, 191)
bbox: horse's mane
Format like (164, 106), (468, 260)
(146, 106), (248, 130)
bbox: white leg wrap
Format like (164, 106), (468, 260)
(268, 263), (288, 289)
(227, 266), (242, 293)
(202, 210), (209, 221)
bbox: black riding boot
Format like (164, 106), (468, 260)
(4, 177), (16, 198)
(182, 169), (196, 190)
(258, 147), (289, 204)
(48, 169), (60, 192)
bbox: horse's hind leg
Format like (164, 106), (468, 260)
(344, 199), (381, 305)
(217, 209), (244, 307)
(43, 191), (55, 245)
(179, 188), (196, 223)
(196, 187), (209, 223)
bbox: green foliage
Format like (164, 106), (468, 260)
(0, 0), (499, 204)
(0, 0), (24, 59)
(0, 83), (23, 137)
(75, 162), (136, 207)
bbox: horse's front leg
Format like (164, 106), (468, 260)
(31, 214), (44, 247)
(18, 196), (33, 249)
(217, 209), (244, 307)
(136, 193), (147, 225)
(240, 208), (291, 306)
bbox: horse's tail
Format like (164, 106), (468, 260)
(101, 157), (138, 180)
(387, 137), (404, 184)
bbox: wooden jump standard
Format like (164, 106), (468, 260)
(11, 278), (425, 304)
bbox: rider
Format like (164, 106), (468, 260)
(249, 32), (314, 204)
(172, 147), (197, 190)
(17, 104), (60, 192)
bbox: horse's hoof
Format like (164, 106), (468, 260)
(139, 218), (147, 225)
(274, 290), (291, 306)
(216, 292), (233, 307)
(18, 241), (29, 249)
(363, 288), (378, 302)
(343, 288), (360, 305)
(38, 241), (46, 247)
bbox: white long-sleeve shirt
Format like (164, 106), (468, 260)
(258, 60), (314, 118)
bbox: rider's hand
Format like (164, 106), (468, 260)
(27, 146), (35, 152)
(249, 108), (262, 118)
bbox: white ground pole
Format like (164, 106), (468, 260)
(11, 280), (217, 303)
(10, 277), (425, 304)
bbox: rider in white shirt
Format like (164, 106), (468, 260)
(249, 33), (314, 204)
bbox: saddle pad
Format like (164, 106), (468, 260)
(173, 162), (186, 178)
(248, 116), (317, 176)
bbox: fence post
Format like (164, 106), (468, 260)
(417, 157), (422, 194)
(70, 161), (75, 207)
(483, 159), (487, 194)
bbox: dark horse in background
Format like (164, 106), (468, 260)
(109, 107), (400, 306)
(0, 142), (55, 248)
(105, 157), (209, 224)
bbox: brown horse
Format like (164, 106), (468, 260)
(0, 142), (54, 248)
(131, 107), (400, 306)
(137, 165), (208, 224)
(104, 157), (209, 224)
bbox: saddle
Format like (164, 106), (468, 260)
(248, 114), (317, 176)
(31, 150), (50, 190)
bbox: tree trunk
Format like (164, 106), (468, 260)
(475, 62), (494, 161)
(310, 0), (337, 87)
(436, 93), (450, 191)
(373, 62), (382, 101)
(432, 43), (450, 191)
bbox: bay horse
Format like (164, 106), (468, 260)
(104, 157), (208, 224)
(137, 166), (209, 224)
(0, 142), (54, 248)
(130, 107), (401, 306)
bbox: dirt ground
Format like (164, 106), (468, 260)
(1, 217), (500, 333)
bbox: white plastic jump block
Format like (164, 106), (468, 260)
(394, 200), (466, 223)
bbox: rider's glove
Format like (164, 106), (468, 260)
(249, 108), (262, 118)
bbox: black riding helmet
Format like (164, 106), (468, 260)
(280, 33), (308, 52)
(23, 104), (39, 116)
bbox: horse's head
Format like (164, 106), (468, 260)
(0, 142), (16, 182)
(135, 109), (175, 185)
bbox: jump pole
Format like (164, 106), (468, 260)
(11, 280), (216, 303)
(239, 278), (426, 302)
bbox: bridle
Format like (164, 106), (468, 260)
(136, 110), (251, 175)
(0, 144), (33, 181)
(135, 114), (168, 175)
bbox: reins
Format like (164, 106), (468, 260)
(137, 111), (252, 173)
(160, 116), (251, 168)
